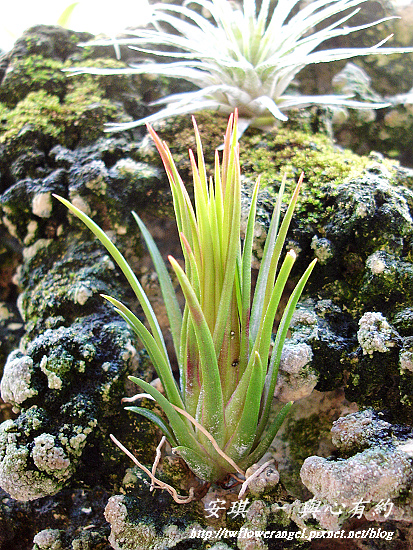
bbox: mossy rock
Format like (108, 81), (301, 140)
(0, 55), (67, 107)
(7, 25), (93, 61)
(0, 82), (120, 153)
(0, 48), (140, 176)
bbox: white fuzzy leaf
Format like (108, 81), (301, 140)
(72, 0), (413, 130)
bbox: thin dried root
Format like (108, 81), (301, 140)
(124, 394), (246, 478)
(171, 404), (245, 477)
(238, 459), (275, 499)
(121, 393), (152, 403)
(110, 434), (195, 504)
(151, 436), (166, 492)
(228, 473), (244, 486)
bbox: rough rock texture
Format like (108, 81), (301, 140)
(0, 128), (168, 500)
(264, 161), (413, 424)
(0, 313), (141, 501)
(104, 494), (201, 550)
(330, 409), (393, 453)
(299, 1), (413, 167)
(2, 10), (413, 549)
(243, 459), (280, 498)
(0, 25), (165, 549)
(301, 409), (413, 528)
(274, 342), (317, 402)
(103, 466), (308, 550)
(302, 446), (413, 507)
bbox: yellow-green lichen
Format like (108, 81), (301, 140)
(239, 128), (372, 225)
(0, 56), (134, 152)
(0, 80), (119, 150)
(0, 55), (67, 107)
(284, 414), (332, 464)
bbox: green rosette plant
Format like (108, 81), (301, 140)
(54, 111), (316, 484)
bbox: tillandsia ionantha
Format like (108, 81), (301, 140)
(54, 111), (316, 491)
(69, 0), (413, 134)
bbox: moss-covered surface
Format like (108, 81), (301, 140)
(0, 55), (68, 106)
(0, 25), (149, 196)
(0, 68), (124, 157)
(0, 26), (173, 548)
(276, 411), (333, 502)
(241, 127), (369, 226)
(286, 414), (333, 466)
(2, 18), (413, 550)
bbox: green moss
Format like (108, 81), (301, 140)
(0, 53), (133, 108)
(240, 128), (371, 226)
(285, 414), (331, 464)
(360, 252), (413, 306)
(65, 57), (138, 98)
(393, 307), (413, 335)
(0, 55), (67, 107)
(0, 81), (119, 150)
(0, 91), (64, 141)
(0, 101), (9, 117)
(344, 349), (413, 422)
(0, 56), (134, 153)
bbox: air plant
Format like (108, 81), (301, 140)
(54, 111), (316, 486)
(70, 0), (412, 133)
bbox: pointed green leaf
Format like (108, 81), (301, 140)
(169, 255), (224, 442)
(249, 174), (286, 342)
(132, 211), (182, 361)
(250, 175), (303, 344)
(257, 258), (317, 439)
(129, 376), (199, 450)
(212, 145), (242, 354)
(125, 406), (178, 445)
(239, 176), (260, 370)
(240, 401), (293, 470)
(173, 445), (217, 482)
(255, 250), (296, 375)
(57, 2), (78, 27)
(53, 194), (168, 362)
(224, 351), (263, 462)
(101, 294), (184, 409)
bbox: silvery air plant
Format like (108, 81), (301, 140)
(55, 112), (316, 498)
(71, 0), (413, 133)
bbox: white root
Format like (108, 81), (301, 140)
(171, 403), (245, 477)
(110, 434), (195, 504)
(151, 436), (166, 492)
(121, 393), (245, 477)
(238, 459), (275, 499)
